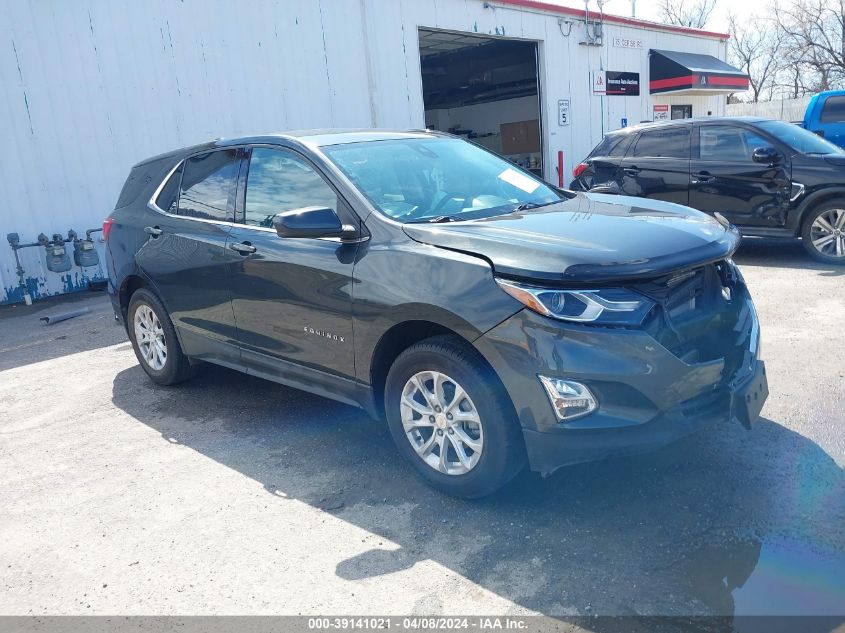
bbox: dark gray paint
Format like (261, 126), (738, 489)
(107, 130), (763, 475)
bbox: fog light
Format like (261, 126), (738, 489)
(538, 376), (597, 421)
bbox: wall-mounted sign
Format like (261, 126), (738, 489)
(592, 70), (606, 95)
(613, 36), (643, 49)
(605, 71), (640, 96)
(653, 104), (669, 121)
(621, 117), (628, 128)
(558, 99), (570, 126)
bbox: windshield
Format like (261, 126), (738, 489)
(321, 137), (562, 222)
(757, 120), (845, 155)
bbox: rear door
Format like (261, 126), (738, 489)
(688, 124), (791, 228)
(226, 145), (359, 383)
(619, 126), (690, 205)
(135, 148), (244, 361)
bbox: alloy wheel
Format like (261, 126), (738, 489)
(133, 304), (167, 371)
(810, 208), (845, 258)
(400, 370), (483, 475)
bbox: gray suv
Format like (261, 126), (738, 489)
(105, 130), (767, 497)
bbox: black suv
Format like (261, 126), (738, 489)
(106, 130), (766, 497)
(570, 117), (845, 263)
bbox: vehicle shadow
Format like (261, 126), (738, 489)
(111, 363), (845, 623)
(733, 237), (845, 276)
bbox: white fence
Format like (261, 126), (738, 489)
(725, 97), (812, 122)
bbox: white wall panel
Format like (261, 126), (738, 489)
(0, 0), (731, 304)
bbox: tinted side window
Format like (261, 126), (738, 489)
(244, 148), (338, 228)
(177, 150), (240, 222)
(632, 128), (690, 159)
(588, 134), (632, 159)
(609, 135), (633, 157)
(820, 96), (845, 123)
(699, 126), (770, 161)
(154, 163), (183, 214)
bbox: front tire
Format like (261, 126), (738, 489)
(384, 335), (525, 498)
(801, 203), (845, 263)
(127, 288), (196, 385)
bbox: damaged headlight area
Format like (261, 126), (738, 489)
(496, 279), (655, 326)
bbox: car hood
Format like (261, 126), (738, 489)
(403, 193), (740, 284)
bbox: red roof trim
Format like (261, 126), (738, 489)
(650, 75), (749, 90)
(491, 0), (730, 40)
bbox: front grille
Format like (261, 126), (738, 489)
(638, 261), (747, 369)
(634, 266), (708, 322)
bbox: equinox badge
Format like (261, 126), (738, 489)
(304, 326), (345, 343)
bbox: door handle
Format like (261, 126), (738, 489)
(144, 226), (163, 237)
(623, 167), (640, 176)
(229, 241), (257, 255)
(691, 171), (715, 184)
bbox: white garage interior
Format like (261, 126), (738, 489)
(420, 29), (544, 177)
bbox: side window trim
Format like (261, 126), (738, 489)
(147, 159), (185, 215)
(237, 143), (361, 232)
(147, 147), (248, 226)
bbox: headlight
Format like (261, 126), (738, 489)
(496, 279), (654, 325)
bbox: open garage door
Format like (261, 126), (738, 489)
(419, 29), (544, 178)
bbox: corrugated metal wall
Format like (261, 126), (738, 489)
(0, 0), (728, 304)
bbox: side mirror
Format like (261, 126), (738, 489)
(752, 146), (781, 165)
(273, 206), (356, 239)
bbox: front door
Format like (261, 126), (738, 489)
(226, 146), (359, 383)
(619, 126), (690, 206)
(689, 124), (791, 227)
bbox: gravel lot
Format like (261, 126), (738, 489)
(1, 238), (844, 620)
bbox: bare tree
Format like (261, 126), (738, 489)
(658, 0), (717, 29)
(776, 0), (845, 91)
(727, 12), (784, 102)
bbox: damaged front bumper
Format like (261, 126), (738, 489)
(474, 281), (766, 475)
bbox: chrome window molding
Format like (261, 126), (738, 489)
(147, 159), (185, 216)
(145, 155), (368, 243)
(146, 159), (238, 229)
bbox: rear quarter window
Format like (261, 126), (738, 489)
(114, 157), (172, 209)
(154, 163), (184, 213)
(589, 134), (631, 158)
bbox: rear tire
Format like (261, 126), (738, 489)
(384, 335), (525, 498)
(801, 202), (845, 264)
(127, 288), (196, 385)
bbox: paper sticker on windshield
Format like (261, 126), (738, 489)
(498, 168), (540, 194)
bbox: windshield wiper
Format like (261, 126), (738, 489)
(511, 200), (559, 213)
(408, 215), (459, 224)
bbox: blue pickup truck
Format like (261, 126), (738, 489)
(802, 90), (845, 148)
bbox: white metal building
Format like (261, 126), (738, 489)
(0, 0), (745, 305)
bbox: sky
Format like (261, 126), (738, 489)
(543, 0), (774, 33)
